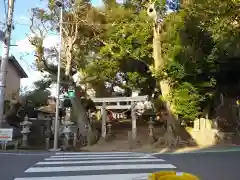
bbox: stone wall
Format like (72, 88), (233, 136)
(188, 129), (218, 146)
(193, 118), (213, 131)
(189, 118), (217, 146)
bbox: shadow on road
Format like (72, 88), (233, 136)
(0, 152), (50, 180)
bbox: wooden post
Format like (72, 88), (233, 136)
(101, 102), (107, 139)
(131, 102), (137, 142)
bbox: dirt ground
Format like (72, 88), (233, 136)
(77, 120), (197, 152)
(76, 120), (240, 153)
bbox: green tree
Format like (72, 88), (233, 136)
(157, 0), (240, 120)
(28, 0), (105, 142)
(88, 0), (155, 95)
(159, 9), (216, 118)
(191, 0), (240, 95)
(21, 79), (52, 106)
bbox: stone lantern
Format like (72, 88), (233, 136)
(20, 115), (32, 148)
(61, 108), (75, 148)
(148, 116), (156, 143)
(62, 121), (74, 148)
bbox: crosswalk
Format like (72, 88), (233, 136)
(14, 152), (177, 180)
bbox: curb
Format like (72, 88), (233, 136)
(148, 146), (240, 156)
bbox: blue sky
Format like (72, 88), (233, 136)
(0, 0), (176, 89)
(0, 0), (103, 87)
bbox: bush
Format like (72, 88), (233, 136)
(168, 82), (201, 119)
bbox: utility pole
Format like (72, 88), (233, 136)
(0, 0), (15, 128)
(51, 0), (63, 151)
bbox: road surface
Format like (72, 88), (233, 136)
(154, 151), (240, 180)
(0, 151), (53, 180)
(2, 151), (177, 180)
(1, 150), (240, 180)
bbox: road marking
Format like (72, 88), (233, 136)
(13, 152), (178, 180)
(25, 164), (176, 173)
(52, 154), (144, 158)
(139, 153), (160, 158)
(45, 156), (156, 161)
(55, 152), (144, 155)
(14, 173), (148, 180)
(36, 158), (165, 165)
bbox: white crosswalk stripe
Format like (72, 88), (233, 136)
(14, 152), (177, 180)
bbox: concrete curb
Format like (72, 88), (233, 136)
(147, 146), (240, 156)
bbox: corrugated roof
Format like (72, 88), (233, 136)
(0, 55), (28, 78)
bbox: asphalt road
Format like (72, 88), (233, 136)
(1, 150), (240, 180)
(154, 151), (240, 180)
(0, 151), (53, 180)
(4, 151), (178, 180)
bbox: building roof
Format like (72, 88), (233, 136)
(0, 56), (28, 78)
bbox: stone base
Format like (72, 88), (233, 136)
(60, 145), (71, 151)
(97, 135), (114, 144)
(97, 137), (106, 144)
(106, 133), (116, 141)
(148, 136), (157, 144)
(128, 137), (141, 149)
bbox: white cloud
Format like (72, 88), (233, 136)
(16, 35), (59, 53)
(20, 71), (44, 92)
(16, 34), (59, 91)
(20, 70), (51, 89)
(16, 38), (34, 52)
(16, 16), (30, 23)
(43, 35), (59, 49)
(16, 34), (59, 95)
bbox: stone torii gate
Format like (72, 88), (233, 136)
(91, 96), (148, 142)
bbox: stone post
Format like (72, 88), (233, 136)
(148, 117), (156, 143)
(101, 102), (107, 140)
(107, 121), (112, 138)
(194, 118), (200, 131)
(62, 120), (73, 149)
(131, 102), (137, 144)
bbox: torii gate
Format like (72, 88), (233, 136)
(91, 96), (148, 142)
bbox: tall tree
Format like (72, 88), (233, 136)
(153, 0), (240, 121)
(89, 0), (156, 96)
(28, 0), (105, 141)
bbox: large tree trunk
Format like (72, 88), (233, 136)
(70, 96), (89, 134)
(65, 50), (72, 77)
(70, 86), (100, 146)
(150, 5), (179, 145)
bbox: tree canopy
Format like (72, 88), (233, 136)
(28, 0), (240, 119)
(21, 78), (52, 106)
